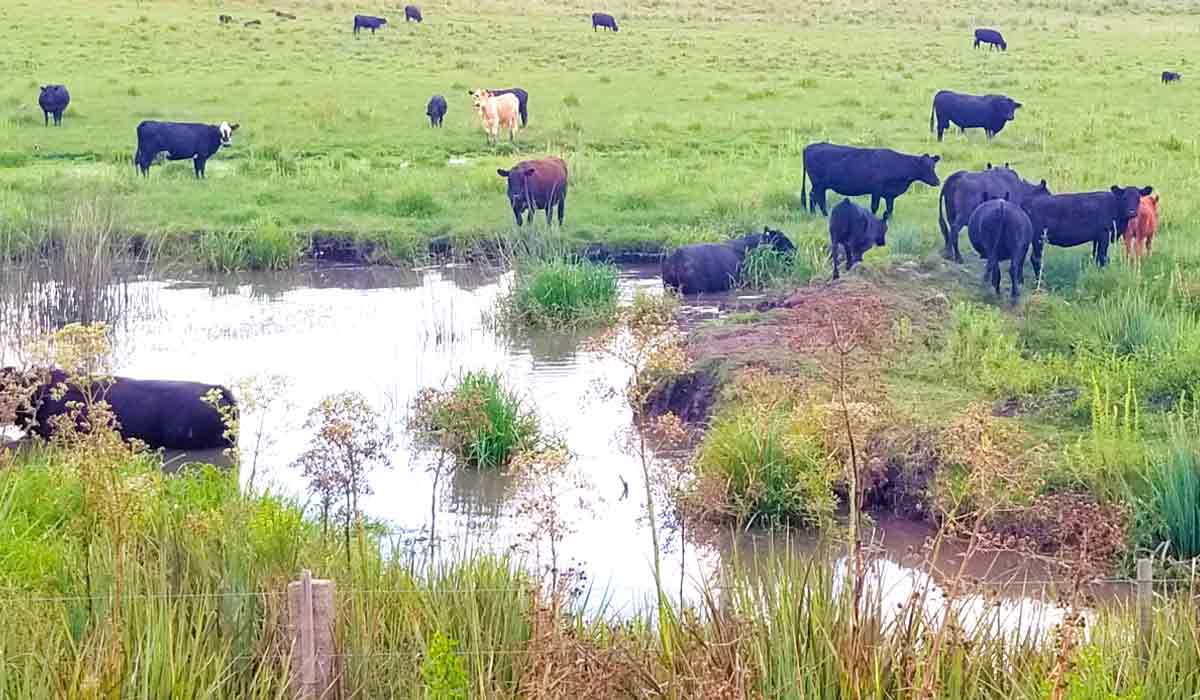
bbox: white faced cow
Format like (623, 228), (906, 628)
(134, 120), (239, 178)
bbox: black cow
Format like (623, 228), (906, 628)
(1163, 71), (1182, 84)
(3, 368), (237, 450)
(405, 5), (422, 22)
(829, 199), (887, 280)
(1023, 185), (1154, 269)
(662, 228), (795, 294)
(801, 142), (940, 221)
(930, 90), (1021, 142)
(353, 14), (387, 34)
(496, 157), (569, 226)
(974, 28), (1007, 50)
(967, 193), (1035, 302)
(592, 12), (619, 31)
(38, 85), (70, 127)
(134, 120), (239, 178)
(939, 163), (1048, 262)
(426, 95), (447, 127)
(244, 19), (262, 27)
(486, 87), (529, 126)
(219, 14), (233, 24)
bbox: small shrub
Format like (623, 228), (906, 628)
(499, 258), (619, 328)
(562, 93), (581, 108)
(410, 370), (540, 469)
(420, 632), (468, 700)
(244, 219), (298, 270)
(390, 190), (441, 219)
(1089, 290), (1175, 357)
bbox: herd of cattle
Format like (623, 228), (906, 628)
(6, 20), (1181, 453)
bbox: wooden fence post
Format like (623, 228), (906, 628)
(288, 570), (338, 700)
(1136, 557), (1153, 662)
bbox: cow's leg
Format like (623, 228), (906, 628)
(814, 187), (829, 216)
(990, 257), (1001, 297)
(831, 240), (841, 280)
(1145, 234), (1153, 256)
(951, 222), (965, 263)
(557, 197), (566, 226)
(1095, 234), (1109, 267)
(43, 111), (49, 127)
(869, 193), (881, 215)
(936, 120), (947, 141)
(1031, 235), (1044, 278)
(882, 197), (896, 222)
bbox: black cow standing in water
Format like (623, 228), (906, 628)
(134, 120), (239, 178)
(2, 368), (237, 450)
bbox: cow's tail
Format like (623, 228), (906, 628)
(929, 100), (935, 134)
(938, 184), (949, 240)
(800, 157), (808, 209)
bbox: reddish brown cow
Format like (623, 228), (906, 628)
(496, 157), (569, 226)
(1124, 194), (1159, 260)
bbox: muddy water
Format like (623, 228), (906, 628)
(2, 263), (1097, 630)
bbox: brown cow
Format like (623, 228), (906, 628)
(496, 157), (569, 226)
(1124, 194), (1159, 260)
(470, 89), (520, 143)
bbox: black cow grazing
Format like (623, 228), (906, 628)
(1162, 71), (1182, 84)
(496, 157), (569, 226)
(486, 87), (529, 126)
(1023, 185), (1154, 269)
(3, 369), (237, 450)
(405, 5), (422, 22)
(967, 193), (1035, 303)
(801, 142), (941, 221)
(974, 28), (1007, 50)
(829, 199), (887, 280)
(930, 90), (1022, 142)
(38, 85), (70, 127)
(219, 14), (233, 24)
(592, 12), (619, 31)
(663, 228), (795, 294)
(134, 120), (239, 178)
(426, 95), (447, 127)
(939, 163), (1048, 262)
(353, 14), (387, 34)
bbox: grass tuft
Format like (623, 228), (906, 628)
(498, 258), (619, 328)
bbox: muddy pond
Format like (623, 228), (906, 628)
(0, 262), (1111, 632)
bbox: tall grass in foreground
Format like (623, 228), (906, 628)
(740, 243), (821, 290)
(2, 446), (1200, 698)
(497, 257), (619, 327)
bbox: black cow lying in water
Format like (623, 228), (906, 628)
(967, 193), (1035, 303)
(939, 163), (1048, 262)
(134, 120), (238, 178)
(1024, 185), (1153, 269)
(801, 142), (940, 221)
(829, 199), (887, 280)
(930, 90), (1021, 142)
(662, 228), (795, 294)
(2, 369), (236, 450)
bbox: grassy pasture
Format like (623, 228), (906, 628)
(1, 0), (1198, 263)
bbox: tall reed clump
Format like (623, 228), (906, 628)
(410, 370), (541, 469)
(1149, 396), (1200, 558)
(694, 371), (837, 529)
(498, 257), (619, 327)
(739, 243), (819, 289)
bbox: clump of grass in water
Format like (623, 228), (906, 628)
(410, 370), (540, 469)
(499, 258), (619, 328)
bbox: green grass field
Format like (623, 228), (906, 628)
(2, 0), (1199, 263)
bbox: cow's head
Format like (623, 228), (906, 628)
(1001, 98), (1022, 121)
(471, 89), (492, 111)
(1111, 185), (1153, 220)
(497, 165), (535, 210)
(918, 154), (941, 187)
(218, 121), (240, 146)
(762, 227), (796, 254)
